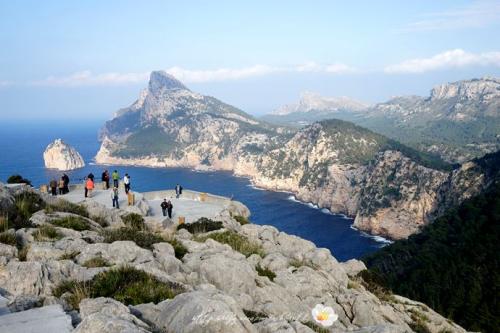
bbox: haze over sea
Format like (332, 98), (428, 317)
(0, 120), (389, 261)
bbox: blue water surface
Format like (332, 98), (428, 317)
(0, 121), (387, 261)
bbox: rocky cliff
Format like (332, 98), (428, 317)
(262, 77), (500, 163)
(0, 183), (470, 333)
(96, 72), (496, 240)
(44, 139), (85, 171)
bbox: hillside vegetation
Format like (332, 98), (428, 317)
(363, 179), (500, 333)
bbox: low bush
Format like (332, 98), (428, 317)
(177, 217), (223, 234)
(0, 231), (17, 246)
(166, 237), (188, 260)
(102, 227), (163, 250)
(53, 266), (184, 308)
(59, 251), (80, 261)
(233, 215), (250, 225)
(82, 257), (110, 268)
(195, 231), (265, 257)
(256, 264), (276, 281)
(302, 321), (331, 333)
(121, 213), (145, 230)
(10, 192), (45, 229)
(18, 246), (29, 261)
(102, 227), (188, 259)
(90, 214), (109, 227)
(355, 270), (395, 302)
(45, 200), (89, 218)
(34, 224), (63, 241)
(243, 309), (268, 324)
(7, 174), (32, 186)
(52, 280), (92, 310)
(51, 216), (90, 231)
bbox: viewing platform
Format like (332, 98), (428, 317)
(46, 183), (249, 229)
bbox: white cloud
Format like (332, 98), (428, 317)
(384, 49), (500, 74)
(403, 0), (500, 32)
(31, 62), (357, 87)
(0, 80), (11, 87)
(165, 64), (280, 83)
(32, 70), (149, 87)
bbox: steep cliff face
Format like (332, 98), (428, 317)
(43, 139), (85, 171)
(96, 72), (496, 240)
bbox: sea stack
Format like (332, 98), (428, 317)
(43, 139), (85, 171)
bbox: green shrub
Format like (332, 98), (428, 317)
(195, 231), (265, 257)
(102, 227), (188, 259)
(102, 227), (165, 250)
(233, 215), (250, 225)
(59, 251), (80, 261)
(82, 257), (110, 268)
(355, 270), (395, 302)
(18, 246), (29, 261)
(90, 214), (109, 227)
(166, 237), (188, 260)
(34, 224), (63, 241)
(0, 231), (17, 246)
(256, 265), (276, 281)
(121, 213), (145, 230)
(7, 174), (32, 186)
(10, 192), (45, 229)
(52, 280), (92, 309)
(45, 200), (89, 218)
(53, 267), (184, 308)
(177, 217), (223, 234)
(302, 321), (331, 333)
(243, 309), (268, 324)
(51, 216), (90, 231)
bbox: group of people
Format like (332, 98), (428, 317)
(83, 170), (132, 201)
(48, 174), (70, 196)
(159, 184), (183, 218)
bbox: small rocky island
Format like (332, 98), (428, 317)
(43, 139), (85, 171)
(0, 182), (469, 332)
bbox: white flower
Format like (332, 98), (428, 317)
(311, 304), (338, 327)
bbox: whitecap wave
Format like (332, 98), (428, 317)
(246, 184), (265, 191)
(350, 225), (393, 245)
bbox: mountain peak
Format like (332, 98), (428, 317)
(430, 77), (500, 101)
(148, 70), (188, 94)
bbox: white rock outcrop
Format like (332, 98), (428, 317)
(43, 139), (85, 171)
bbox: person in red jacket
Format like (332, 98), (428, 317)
(85, 177), (94, 198)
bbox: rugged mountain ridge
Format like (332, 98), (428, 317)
(96, 72), (496, 239)
(262, 77), (500, 163)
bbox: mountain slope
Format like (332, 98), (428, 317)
(263, 77), (500, 163)
(96, 72), (494, 240)
(363, 151), (500, 333)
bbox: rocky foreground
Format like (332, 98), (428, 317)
(0, 183), (468, 332)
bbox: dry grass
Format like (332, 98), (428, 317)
(194, 230), (265, 257)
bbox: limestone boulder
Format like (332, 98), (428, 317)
(134, 290), (257, 333)
(254, 319), (315, 333)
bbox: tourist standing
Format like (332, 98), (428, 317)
(123, 173), (131, 194)
(62, 173), (70, 193)
(102, 170), (110, 190)
(88, 172), (95, 181)
(111, 187), (119, 209)
(58, 177), (65, 195)
(112, 170), (119, 188)
(160, 199), (168, 217)
(175, 184), (183, 199)
(167, 200), (173, 218)
(49, 178), (58, 196)
(86, 177), (94, 198)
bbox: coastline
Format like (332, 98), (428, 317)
(94, 158), (394, 244)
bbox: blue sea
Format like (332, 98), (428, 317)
(0, 121), (390, 261)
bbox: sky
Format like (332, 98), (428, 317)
(0, 0), (499, 120)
